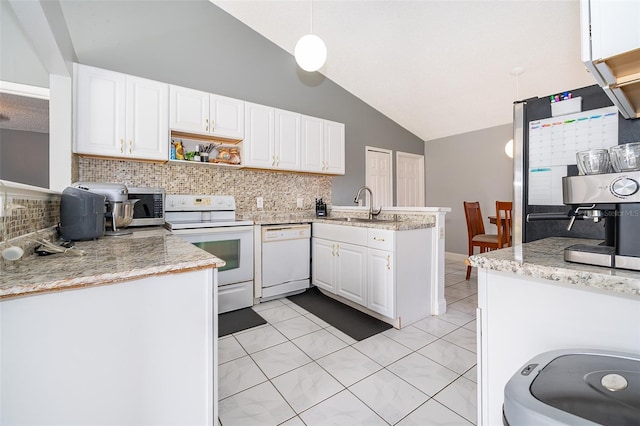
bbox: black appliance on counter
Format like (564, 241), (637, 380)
(315, 198), (327, 217)
(59, 187), (106, 241)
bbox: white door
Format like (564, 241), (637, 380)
(396, 151), (425, 207)
(365, 147), (393, 208)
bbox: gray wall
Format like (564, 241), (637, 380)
(0, 129), (49, 188)
(425, 123), (513, 255)
(58, 0), (424, 205)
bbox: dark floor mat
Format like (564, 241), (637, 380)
(218, 308), (267, 337)
(287, 286), (391, 341)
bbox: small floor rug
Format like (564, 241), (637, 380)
(218, 308), (267, 337)
(287, 286), (392, 341)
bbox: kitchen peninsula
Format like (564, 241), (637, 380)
(0, 228), (224, 425)
(469, 237), (640, 425)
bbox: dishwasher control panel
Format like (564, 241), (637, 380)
(262, 224), (311, 241)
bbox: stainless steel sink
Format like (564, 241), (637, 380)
(322, 217), (397, 224)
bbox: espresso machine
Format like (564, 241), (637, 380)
(561, 171), (640, 271)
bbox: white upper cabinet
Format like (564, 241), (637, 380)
(243, 102), (275, 169)
(301, 116), (345, 175)
(583, 0), (640, 61)
(243, 104), (302, 171)
(170, 85), (244, 140)
(75, 64), (168, 161)
(274, 109), (301, 171)
(324, 120), (346, 175)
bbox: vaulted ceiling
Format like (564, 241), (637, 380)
(212, 0), (596, 141)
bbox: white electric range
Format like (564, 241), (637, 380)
(165, 195), (254, 313)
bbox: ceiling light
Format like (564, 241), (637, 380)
(505, 139), (514, 158)
(295, 1), (326, 72)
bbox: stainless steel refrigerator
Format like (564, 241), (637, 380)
(512, 84), (640, 244)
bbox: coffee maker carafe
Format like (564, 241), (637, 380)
(561, 171), (640, 270)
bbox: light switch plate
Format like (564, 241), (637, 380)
(296, 197), (304, 208)
(256, 196), (264, 209)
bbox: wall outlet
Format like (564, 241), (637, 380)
(256, 196), (264, 209)
(296, 197), (304, 208)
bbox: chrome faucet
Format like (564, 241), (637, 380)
(353, 186), (382, 220)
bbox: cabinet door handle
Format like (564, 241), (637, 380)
(128, 140), (133, 155)
(120, 139), (124, 154)
(205, 118), (209, 132)
(276, 156), (280, 167)
(331, 244), (336, 256)
(336, 244), (340, 256)
(211, 119), (215, 130)
(373, 237), (385, 242)
(272, 155), (276, 167)
(387, 254), (391, 270)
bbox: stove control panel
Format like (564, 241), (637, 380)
(165, 195), (236, 211)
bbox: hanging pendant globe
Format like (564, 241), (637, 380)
(294, 34), (327, 72)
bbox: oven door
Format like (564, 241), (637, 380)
(171, 226), (253, 286)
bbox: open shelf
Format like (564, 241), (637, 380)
(594, 47), (640, 119)
(170, 130), (242, 167)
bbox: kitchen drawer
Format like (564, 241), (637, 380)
(367, 228), (394, 251)
(312, 223), (367, 246)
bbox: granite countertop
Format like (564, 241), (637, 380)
(245, 212), (436, 230)
(0, 228), (225, 301)
(469, 237), (640, 297)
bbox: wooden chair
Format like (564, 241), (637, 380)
(495, 201), (513, 249)
(463, 201), (499, 280)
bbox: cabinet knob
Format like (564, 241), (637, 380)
(120, 139), (124, 154)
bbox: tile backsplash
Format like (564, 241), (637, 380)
(78, 157), (332, 214)
(0, 198), (60, 242)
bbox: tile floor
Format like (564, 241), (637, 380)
(218, 259), (478, 426)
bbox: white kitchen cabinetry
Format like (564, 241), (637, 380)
(243, 102), (276, 169)
(312, 223), (430, 327)
(75, 64), (169, 161)
(366, 228), (395, 318)
(477, 268), (640, 426)
(580, 0), (640, 118)
(169, 85), (244, 140)
(312, 226), (367, 303)
(243, 103), (302, 171)
(1, 269), (216, 425)
(301, 117), (345, 175)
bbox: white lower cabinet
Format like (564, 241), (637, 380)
(367, 247), (394, 318)
(312, 223), (431, 327)
(335, 242), (367, 305)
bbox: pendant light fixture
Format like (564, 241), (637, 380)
(295, 0), (326, 72)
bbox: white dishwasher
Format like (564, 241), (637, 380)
(261, 224), (311, 301)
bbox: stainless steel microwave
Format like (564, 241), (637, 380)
(127, 187), (165, 227)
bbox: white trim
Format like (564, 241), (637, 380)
(0, 81), (49, 99)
